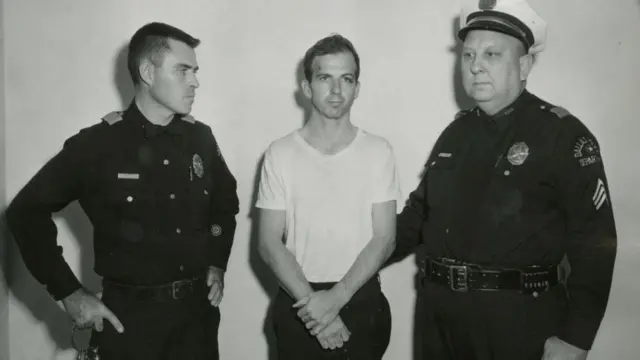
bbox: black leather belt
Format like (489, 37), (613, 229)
(104, 276), (207, 301)
(422, 257), (561, 295)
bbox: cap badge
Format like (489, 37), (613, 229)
(479, 0), (497, 10)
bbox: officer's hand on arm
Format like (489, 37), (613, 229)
(315, 315), (351, 350)
(206, 266), (225, 307)
(62, 288), (124, 333)
(542, 336), (587, 360)
(388, 163), (429, 266)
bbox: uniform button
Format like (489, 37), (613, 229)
(504, 170), (510, 176)
(445, 228), (449, 234)
(169, 193), (176, 199)
(204, 189), (208, 195)
(126, 196), (133, 202)
(431, 161), (436, 166)
(163, 159), (170, 165)
(176, 228), (181, 234)
(179, 265), (184, 271)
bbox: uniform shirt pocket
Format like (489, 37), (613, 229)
(426, 151), (463, 207)
(107, 173), (146, 218)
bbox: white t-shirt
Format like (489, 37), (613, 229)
(255, 128), (402, 282)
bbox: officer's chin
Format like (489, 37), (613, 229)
(468, 90), (494, 103)
(176, 103), (193, 116)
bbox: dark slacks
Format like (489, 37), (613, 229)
(416, 281), (568, 360)
(91, 278), (221, 360)
(273, 276), (392, 360)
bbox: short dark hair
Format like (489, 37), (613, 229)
(127, 22), (200, 85)
(302, 34), (360, 83)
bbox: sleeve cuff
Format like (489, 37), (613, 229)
(48, 261), (83, 301)
(208, 216), (237, 271)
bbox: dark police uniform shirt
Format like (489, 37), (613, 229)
(394, 90), (617, 350)
(6, 102), (239, 302)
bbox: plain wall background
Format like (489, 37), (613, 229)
(3, 0), (640, 359)
(0, 0), (9, 358)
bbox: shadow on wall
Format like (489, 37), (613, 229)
(248, 153), (280, 360)
(293, 57), (312, 126)
(114, 43), (135, 110)
(380, 16), (473, 360)
(246, 57), (312, 360)
(4, 203), (97, 353)
(1, 43), (135, 355)
(1, 210), (11, 360)
(450, 17), (475, 112)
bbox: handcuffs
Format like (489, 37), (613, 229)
(71, 323), (99, 360)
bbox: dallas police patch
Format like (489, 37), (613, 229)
(572, 136), (601, 167)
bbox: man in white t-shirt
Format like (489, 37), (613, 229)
(256, 34), (401, 360)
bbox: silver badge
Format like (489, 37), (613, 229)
(192, 154), (204, 178)
(507, 142), (529, 166)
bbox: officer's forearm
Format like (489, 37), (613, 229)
(387, 176), (427, 265)
(559, 233), (617, 350)
(390, 210), (424, 263)
(6, 200), (82, 300)
(208, 215), (237, 271)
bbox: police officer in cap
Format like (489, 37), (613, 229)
(6, 22), (239, 359)
(391, 0), (617, 359)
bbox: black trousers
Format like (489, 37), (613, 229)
(273, 276), (392, 360)
(90, 278), (221, 360)
(416, 281), (568, 360)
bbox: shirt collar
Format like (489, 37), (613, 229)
(123, 101), (186, 138)
(476, 89), (534, 130)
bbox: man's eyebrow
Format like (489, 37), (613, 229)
(176, 63), (199, 71)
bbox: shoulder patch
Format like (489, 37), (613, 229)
(454, 109), (471, 120)
(549, 106), (571, 119)
(181, 114), (196, 124)
(572, 135), (601, 167)
(101, 111), (123, 125)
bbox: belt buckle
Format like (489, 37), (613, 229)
(449, 265), (469, 292)
(171, 280), (193, 300)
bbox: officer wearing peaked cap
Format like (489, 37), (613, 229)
(390, 0), (617, 359)
(6, 22), (239, 359)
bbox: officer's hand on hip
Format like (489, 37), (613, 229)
(206, 266), (225, 307)
(542, 336), (587, 360)
(62, 288), (124, 334)
(316, 315), (350, 351)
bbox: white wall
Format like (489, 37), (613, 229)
(4, 0), (640, 359)
(0, 0), (9, 358)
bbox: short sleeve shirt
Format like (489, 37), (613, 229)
(256, 128), (401, 282)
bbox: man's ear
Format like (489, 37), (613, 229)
(139, 59), (155, 86)
(301, 79), (312, 100)
(519, 53), (534, 81)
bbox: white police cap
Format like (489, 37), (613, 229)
(458, 0), (547, 54)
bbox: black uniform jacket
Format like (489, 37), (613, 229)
(6, 102), (239, 301)
(393, 90), (617, 350)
